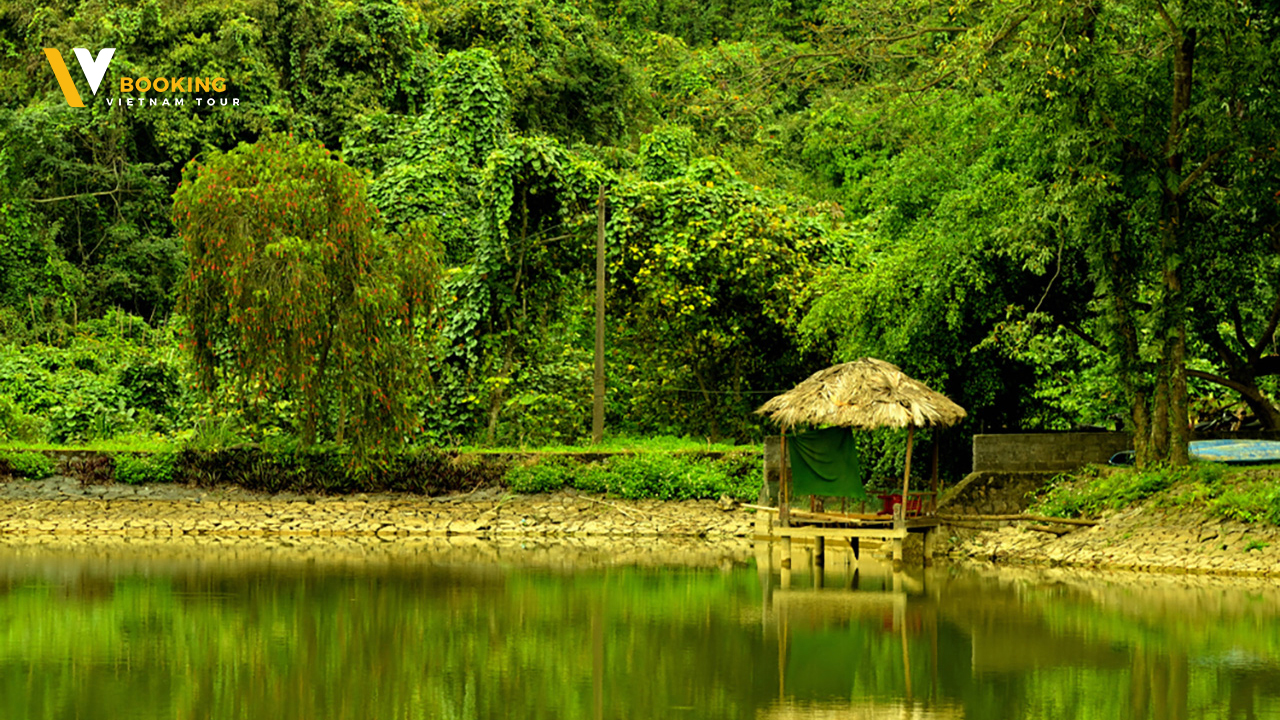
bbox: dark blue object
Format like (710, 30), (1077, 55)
(1109, 450), (1136, 466)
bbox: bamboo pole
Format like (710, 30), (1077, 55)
(936, 513), (1099, 526)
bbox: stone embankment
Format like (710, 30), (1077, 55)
(0, 476), (752, 540)
(944, 504), (1280, 577)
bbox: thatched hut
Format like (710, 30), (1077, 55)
(757, 358), (966, 520)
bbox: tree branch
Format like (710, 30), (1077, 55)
(1062, 321), (1105, 352)
(1152, 0), (1181, 42)
(1176, 147), (1230, 197)
(1230, 297), (1251, 355)
(28, 187), (121, 204)
(1256, 292), (1280, 360)
(1186, 369), (1253, 396)
(907, 71), (956, 93)
(988, 13), (1029, 51)
(1202, 319), (1244, 371)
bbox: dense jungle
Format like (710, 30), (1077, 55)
(1, 0), (1278, 477)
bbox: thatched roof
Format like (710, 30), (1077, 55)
(756, 358), (966, 430)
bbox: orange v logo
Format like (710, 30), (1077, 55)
(44, 48), (115, 107)
(43, 49), (84, 107)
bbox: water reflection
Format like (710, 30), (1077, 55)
(0, 537), (1276, 719)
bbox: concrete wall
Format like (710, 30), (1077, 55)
(972, 432), (1131, 473)
(938, 471), (1058, 516)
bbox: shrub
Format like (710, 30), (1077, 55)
(0, 394), (49, 443)
(501, 452), (762, 501)
(1033, 463), (1225, 519)
(0, 450), (55, 480)
(506, 457), (576, 494)
(115, 452), (178, 485)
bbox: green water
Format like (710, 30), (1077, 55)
(0, 540), (1277, 720)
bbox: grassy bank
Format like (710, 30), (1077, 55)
(1030, 463), (1280, 526)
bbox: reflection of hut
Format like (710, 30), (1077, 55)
(758, 358), (966, 519)
(755, 359), (966, 564)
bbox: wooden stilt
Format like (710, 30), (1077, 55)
(781, 536), (792, 569)
(814, 535), (825, 568)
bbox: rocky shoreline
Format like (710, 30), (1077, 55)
(942, 503), (1280, 577)
(5, 476), (1279, 579)
(0, 476), (752, 540)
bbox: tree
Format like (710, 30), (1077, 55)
(608, 138), (824, 441)
(988, 0), (1280, 464)
(173, 134), (442, 449)
(790, 0), (1280, 465)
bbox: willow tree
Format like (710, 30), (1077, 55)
(173, 134), (442, 449)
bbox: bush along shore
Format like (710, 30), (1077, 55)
(0, 446), (762, 499)
(0, 447), (761, 541)
(943, 464), (1280, 577)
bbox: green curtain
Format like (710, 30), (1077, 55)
(787, 426), (867, 500)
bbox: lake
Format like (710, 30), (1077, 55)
(0, 536), (1276, 719)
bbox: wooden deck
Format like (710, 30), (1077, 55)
(747, 504), (941, 565)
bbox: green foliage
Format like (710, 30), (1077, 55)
(0, 319), (184, 443)
(1163, 466), (1280, 526)
(0, 393), (50, 443)
(173, 134), (444, 450)
(799, 91), (1063, 446)
(1032, 464), (1229, 519)
(456, 434), (744, 453)
(638, 125), (693, 181)
(502, 452), (760, 500)
(505, 456), (577, 493)
(590, 453), (759, 500)
(172, 446), (504, 495)
(3, 0), (1275, 464)
(114, 452), (177, 485)
(0, 450), (54, 480)
(422, 0), (640, 143)
(607, 173), (824, 440)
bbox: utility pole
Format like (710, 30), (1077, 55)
(593, 184), (606, 444)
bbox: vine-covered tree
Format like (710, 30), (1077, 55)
(173, 134), (442, 449)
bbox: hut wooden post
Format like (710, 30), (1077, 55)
(780, 429), (792, 571)
(779, 429), (790, 528)
(930, 432), (940, 514)
(902, 425), (915, 514)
